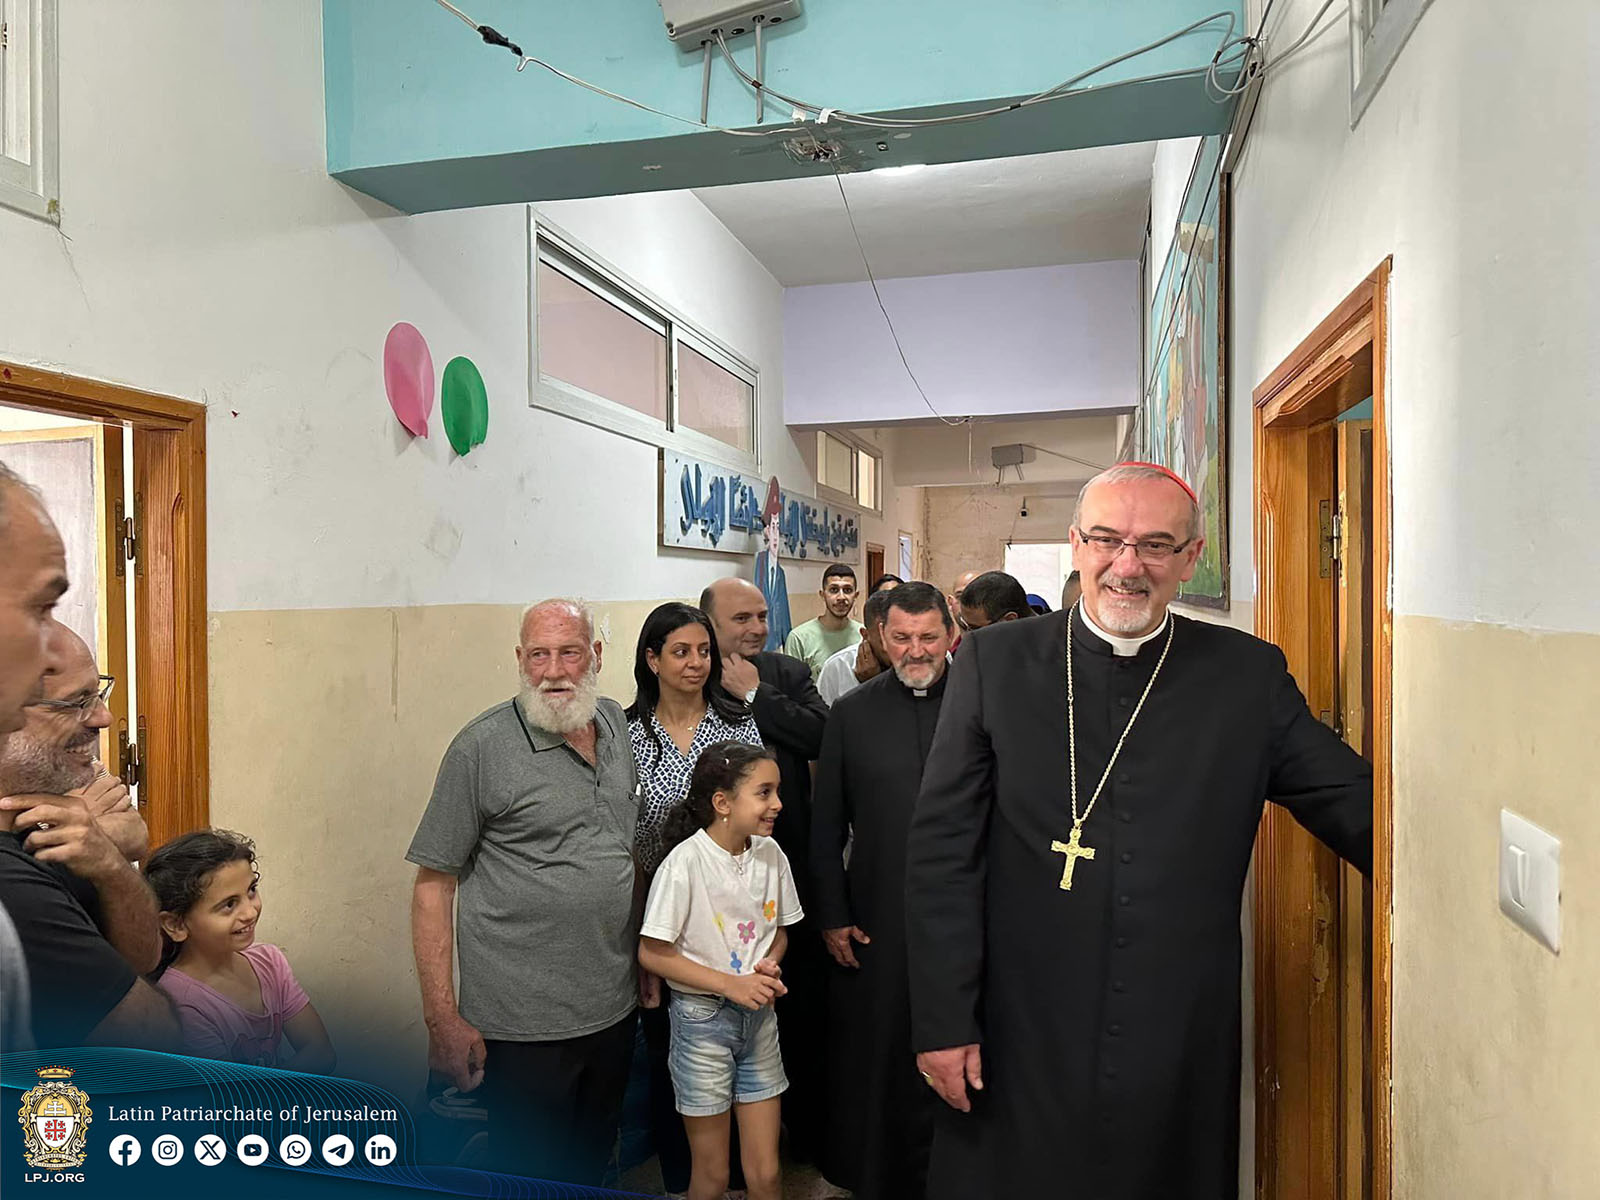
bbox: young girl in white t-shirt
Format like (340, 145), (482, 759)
(639, 741), (804, 1200)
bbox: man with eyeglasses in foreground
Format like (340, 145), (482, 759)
(905, 462), (1373, 1200)
(0, 472), (179, 1052)
(0, 627), (159, 975)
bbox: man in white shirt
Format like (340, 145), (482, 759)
(817, 587), (894, 706)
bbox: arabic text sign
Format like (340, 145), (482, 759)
(662, 452), (860, 564)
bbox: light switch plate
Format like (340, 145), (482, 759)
(1499, 809), (1561, 953)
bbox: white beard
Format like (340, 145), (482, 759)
(518, 669), (601, 734)
(893, 658), (946, 690)
(1093, 568), (1160, 634)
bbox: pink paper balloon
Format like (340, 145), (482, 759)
(383, 322), (435, 437)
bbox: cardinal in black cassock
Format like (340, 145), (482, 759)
(811, 584), (954, 1199)
(905, 464), (1372, 1200)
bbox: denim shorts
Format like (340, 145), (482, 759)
(666, 990), (788, 1116)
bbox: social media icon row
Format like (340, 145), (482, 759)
(109, 1132), (397, 1167)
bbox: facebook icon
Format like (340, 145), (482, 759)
(109, 1135), (142, 1166)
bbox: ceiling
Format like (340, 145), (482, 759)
(693, 140), (1156, 287)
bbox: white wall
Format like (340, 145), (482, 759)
(783, 260), (1140, 427)
(891, 415), (1119, 489)
(0, 1), (826, 616)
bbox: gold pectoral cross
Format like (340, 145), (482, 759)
(1050, 824), (1096, 891)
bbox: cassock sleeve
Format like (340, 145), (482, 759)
(809, 704), (852, 930)
(752, 657), (829, 760)
(1265, 647), (1374, 875)
(905, 643), (994, 1053)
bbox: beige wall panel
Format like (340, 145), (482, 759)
(1392, 615), (1600, 1198)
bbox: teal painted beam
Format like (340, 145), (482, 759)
(325, 0), (1243, 212)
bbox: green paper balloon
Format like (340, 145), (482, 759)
(440, 356), (489, 456)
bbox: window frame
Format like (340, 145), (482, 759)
(814, 429), (882, 515)
(530, 214), (760, 472)
(0, 0), (59, 223)
(1349, 0), (1435, 127)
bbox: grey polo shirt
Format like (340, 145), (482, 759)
(407, 696), (641, 1041)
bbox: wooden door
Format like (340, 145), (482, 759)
(1255, 418), (1343, 1199)
(1252, 263), (1393, 1200)
(132, 427), (208, 850)
(866, 543), (885, 585)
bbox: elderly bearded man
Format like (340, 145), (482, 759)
(408, 599), (644, 1186)
(906, 463), (1372, 1200)
(812, 582), (955, 1199)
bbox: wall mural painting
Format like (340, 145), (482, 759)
(752, 477), (791, 651)
(1142, 135), (1229, 609)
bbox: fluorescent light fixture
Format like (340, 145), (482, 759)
(871, 163), (927, 178)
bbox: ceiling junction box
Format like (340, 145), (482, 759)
(659, 1), (803, 45)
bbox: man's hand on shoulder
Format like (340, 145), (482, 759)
(74, 766), (132, 816)
(1, 794), (125, 884)
(853, 638), (882, 684)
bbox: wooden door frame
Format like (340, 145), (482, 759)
(1251, 261), (1393, 1199)
(0, 362), (208, 849)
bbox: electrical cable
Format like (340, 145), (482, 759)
(714, 11), (1255, 131)
(1144, 0), (1344, 409)
(830, 169), (970, 427)
(428, 0), (1331, 146)
(1028, 444), (1109, 472)
(1261, 0), (1343, 76)
(429, 0), (787, 139)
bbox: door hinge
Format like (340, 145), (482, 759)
(119, 725), (141, 790)
(1, 21), (9, 50)
(1318, 499), (1337, 578)
(125, 493), (143, 576)
(115, 498), (127, 576)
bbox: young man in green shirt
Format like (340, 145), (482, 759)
(784, 563), (863, 682)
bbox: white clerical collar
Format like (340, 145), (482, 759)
(1077, 605), (1170, 658)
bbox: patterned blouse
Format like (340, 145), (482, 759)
(628, 705), (764, 873)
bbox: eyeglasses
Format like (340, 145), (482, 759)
(30, 675), (115, 721)
(1074, 529), (1192, 563)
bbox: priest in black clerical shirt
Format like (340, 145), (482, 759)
(811, 582), (955, 1200)
(906, 463), (1372, 1200)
